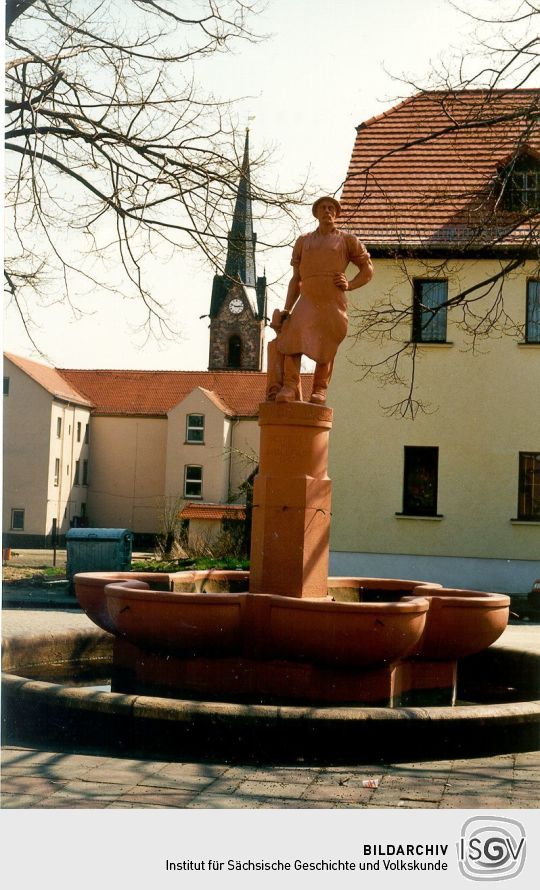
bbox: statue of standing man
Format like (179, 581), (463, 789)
(267, 196), (374, 404)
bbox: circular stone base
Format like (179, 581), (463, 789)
(2, 630), (539, 764)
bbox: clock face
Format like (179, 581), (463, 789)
(229, 298), (244, 315)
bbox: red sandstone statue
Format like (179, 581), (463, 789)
(267, 196), (374, 404)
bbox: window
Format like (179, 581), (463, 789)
(54, 458), (60, 486)
(186, 414), (205, 443)
(82, 460), (89, 486)
(74, 460), (80, 485)
(3, 377), (9, 396)
(184, 465), (203, 498)
(526, 281), (540, 343)
(505, 164), (540, 212)
(412, 280), (448, 343)
(84, 423), (89, 444)
(81, 503), (87, 518)
(11, 508), (24, 530)
(402, 446), (439, 516)
(56, 417), (62, 438)
(518, 452), (540, 520)
(228, 334), (242, 368)
(77, 422), (82, 442)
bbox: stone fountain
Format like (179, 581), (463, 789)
(4, 196), (536, 762)
(75, 189), (511, 709)
(74, 397), (509, 709)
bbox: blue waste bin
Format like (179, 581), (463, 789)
(66, 528), (133, 593)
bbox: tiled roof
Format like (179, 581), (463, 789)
(4, 352), (93, 407)
(340, 90), (540, 252)
(198, 387), (234, 416)
(180, 503), (246, 521)
(57, 368), (314, 416)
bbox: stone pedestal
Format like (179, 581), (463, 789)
(249, 401), (333, 598)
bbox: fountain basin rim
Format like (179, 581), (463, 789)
(3, 652), (540, 725)
(104, 582), (432, 613)
(102, 581), (510, 612)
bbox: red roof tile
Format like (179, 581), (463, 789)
(340, 90), (540, 252)
(4, 352), (93, 406)
(198, 387), (234, 416)
(57, 368), (314, 416)
(180, 503), (246, 521)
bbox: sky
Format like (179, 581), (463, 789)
(3, 0), (501, 370)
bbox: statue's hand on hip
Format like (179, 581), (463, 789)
(334, 273), (349, 291)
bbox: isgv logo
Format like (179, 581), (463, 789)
(458, 816), (526, 881)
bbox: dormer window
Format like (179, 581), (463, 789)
(502, 154), (540, 212)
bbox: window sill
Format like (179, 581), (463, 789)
(184, 495), (203, 500)
(517, 341), (540, 347)
(395, 513), (444, 521)
(405, 341), (453, 348)
(510, 519), (540, 526)
(184, 440), (205, 445)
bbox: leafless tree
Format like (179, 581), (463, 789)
(5, 0), (306, 348)
(341, 0), (540, 417)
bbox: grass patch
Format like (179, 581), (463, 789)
(132, 557), (249, 573)
(2, 565), (67, 584)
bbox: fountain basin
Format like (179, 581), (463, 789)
(104, 582), (429, 668)
(75, 571), (172, 634)
(2, 628), (539, 762)
(410, 586), (511, 660)
(72, 571), (510, 706)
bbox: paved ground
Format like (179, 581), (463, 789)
(2, 746), (538, 809)
(4, 549), (67, 568)
(2, 608), (539, 809)
(4, 549), (152, 566)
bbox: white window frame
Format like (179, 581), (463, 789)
(186, 413), (205, 443)
(184, 465), (203, 499)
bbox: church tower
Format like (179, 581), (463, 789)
(208, 130), (267, 371)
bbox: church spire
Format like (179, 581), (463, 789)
(224, 129), (257, 287)
(207, 127), (267, 372)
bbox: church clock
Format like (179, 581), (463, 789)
(228, 298), (244, 315)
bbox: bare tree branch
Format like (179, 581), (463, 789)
(5, 0), (307, 346)
(342, 1), (540, 417)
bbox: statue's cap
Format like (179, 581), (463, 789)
(312, 195), (341, 218)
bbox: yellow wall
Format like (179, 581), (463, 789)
(166, 389), (231, 506)
(165, 388), (260, 507)
(229, 418), (259, 497)
(3, 357), (91, 539)
(47, 403), (91, 535)
(329, 258), (540, 573)
(3, 358), (51, 537)
(87, 415), (167, 532)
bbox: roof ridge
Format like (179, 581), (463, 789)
(358, 88), (540, 130)
(5, 352), (93, 406)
